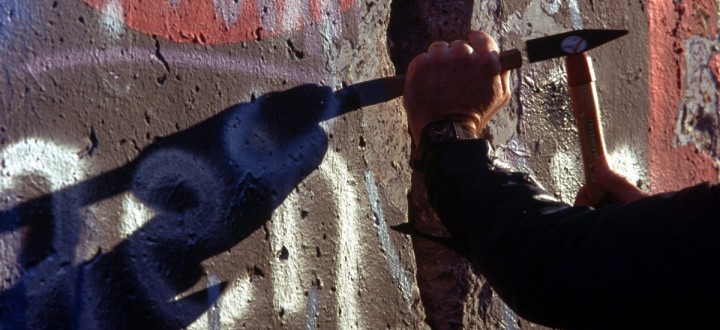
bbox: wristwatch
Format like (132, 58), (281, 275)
(418, 118), (479, 163)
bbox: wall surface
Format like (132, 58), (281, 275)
(0, 0), (422, 329)
(1, 0), (719, 329)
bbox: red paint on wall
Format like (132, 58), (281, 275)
(81, 0), (355, 44)
(647, 0), (719, 193)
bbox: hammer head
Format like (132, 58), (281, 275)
(526, 29), (628, 63)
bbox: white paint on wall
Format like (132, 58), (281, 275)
(676, 37), (720, 157)
(217, 276), (254, 325)
(257, 0), (279, 32)
(0, 230), (21, 290)
(123, 148), (230, 324)
(318, 147), (362, 330)
(364, 171), (412, 302)
(24, 47), (322, 86)
(607, 144), (645, 191)
(187, 275), (254, 330)
(127, 148), (224, 240)
(270, 191), (306, 317)
(207, 274), (222, 330)
(549, 150), (583, 204)
(492, 0), (583, 38)
(541, 0), (583, 29)
(313, 0), (341, 87)
(213, 0), (243, 27)
(100, 0), (125, 39)
(500, 301), (520, 330)
(0, 138), (89, 263)
(305, 285), (320, 330)
(119, 192), (155, 238)
(567, 0), (582, 30)
(0, 138), (86, 196)
(282, 0), (310, 31)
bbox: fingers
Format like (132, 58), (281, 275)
(593, 158), (648, 203)
(410, 39), (475, 74)
(428, 41), (449, 55)
(468, 30), (499, 54)
(574, 186), (591, 207)
(427, 40), (474, 57)
(423, 31), (500, 60)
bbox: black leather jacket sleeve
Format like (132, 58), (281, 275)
(423, 139), (720, 329)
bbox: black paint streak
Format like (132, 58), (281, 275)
(153, 37), (170, 85)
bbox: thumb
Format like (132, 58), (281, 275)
(574, 186), (592, 207)
(593, 158), (647, 203)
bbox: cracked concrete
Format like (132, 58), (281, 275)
(1, 0), (719, 329)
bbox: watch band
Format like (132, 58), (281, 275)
(418, 118), (479, 163)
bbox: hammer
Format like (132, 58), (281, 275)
(336, 29), (627, 205)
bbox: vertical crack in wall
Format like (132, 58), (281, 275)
(386, 0), (474, 74)
(153, 36), (171, 85)
(385, 1), (492, 329)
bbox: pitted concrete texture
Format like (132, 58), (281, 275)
(0, 1), (423, 328)
(392, 0), (647, 328)
(2, 0), (720, 329)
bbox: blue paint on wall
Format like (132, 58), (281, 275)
(0, 0), (32, 50)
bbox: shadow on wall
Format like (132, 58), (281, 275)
(0, 84), (335, 329)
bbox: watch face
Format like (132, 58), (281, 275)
(429, 122), (454, 143)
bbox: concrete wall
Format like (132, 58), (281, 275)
(1, 0), (718, 329)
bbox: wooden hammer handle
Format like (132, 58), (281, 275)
(566, 53), (610, 205)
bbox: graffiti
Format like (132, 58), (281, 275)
(100, 0), (124, 39)
(0, 0), (409, 326)
(214, 0), (244, 27)
(269, 191), (305, 320)
(0, 84), (413, 328)
(319, 147), (362, 329)
(79, 0), (355, 44)
(647, 0), (720, 191)
(23, 47), (323, 84)
(186, 275), (253, 329)
(542, 0), (582, 29)
(0, 138), (93, 329)
(364, 171), (412, 302)
(678, 36), (720, 157)
(121, 147), (232, 324)
(0, 138), (91, 261)
(305, 285), (320, 329)
(0, 0), (32, 49)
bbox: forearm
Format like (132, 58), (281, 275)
(424, 139), (720, 328)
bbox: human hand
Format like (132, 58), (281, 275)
(403, 30), (512, 143)
(574, 158), (648, 207)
